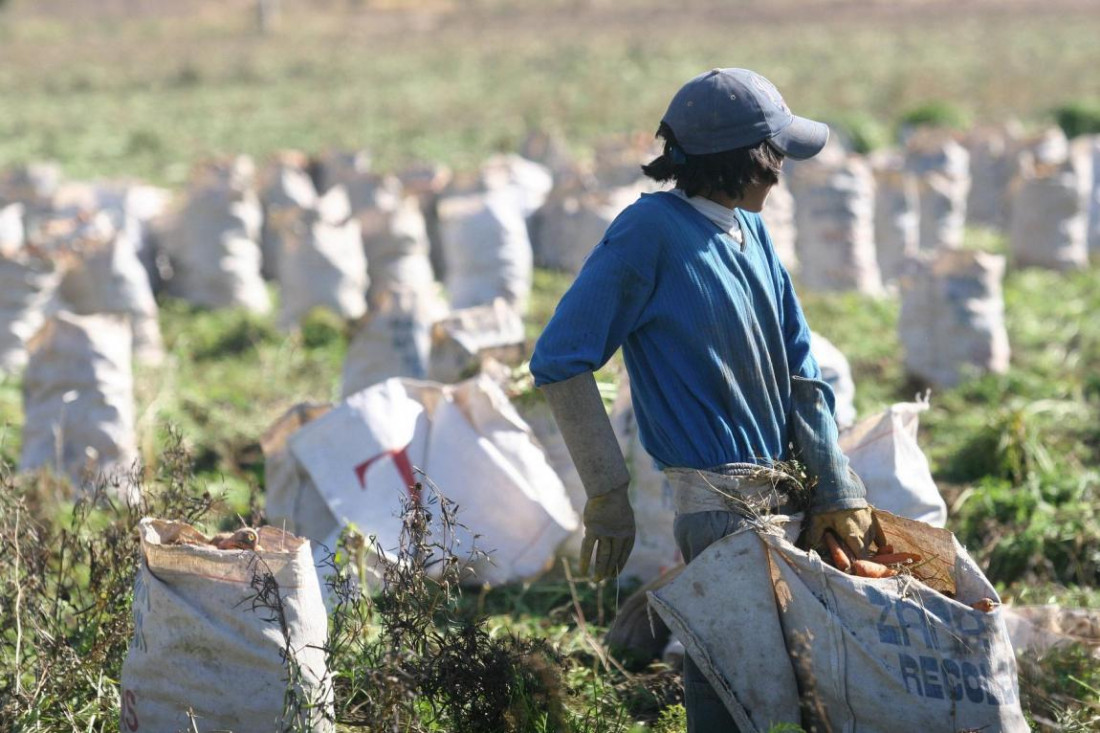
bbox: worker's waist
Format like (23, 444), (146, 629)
(664, 463), (795, 516)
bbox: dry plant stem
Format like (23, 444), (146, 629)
(562, 559), (632, 680)
(13, 506), (23, 696)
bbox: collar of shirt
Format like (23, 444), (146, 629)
(669, 188), (744, 244)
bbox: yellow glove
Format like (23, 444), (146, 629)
(802, 507), (884, 559)
(579, 490), (636, 581)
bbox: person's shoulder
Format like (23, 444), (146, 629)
(607, 191), (684, 234)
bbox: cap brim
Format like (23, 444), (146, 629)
(768, 116), (830, 160)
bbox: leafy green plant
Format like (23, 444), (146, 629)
(1053, 100), (1100, 139)
(898, 100), (970, 132)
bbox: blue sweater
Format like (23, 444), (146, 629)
(530, 191), (824, 470)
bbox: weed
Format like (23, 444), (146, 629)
(1053, 99), (1100, 139)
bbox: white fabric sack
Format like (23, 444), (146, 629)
(532, 181), (645, 274)
(840, 400), (947, 527)
(288, 375), (579, 586)
(1085, 136), (1100, 259)
(277, 185), (368, 330)
(340, 288), (446, 398)
(259, 153), (318, 280)
(810, 330), (856, 430)
(438, 188), (533, 312)
(120, 519), (332, 733)
(20, 312), (135, 485)
(899, 250), (1010, 388)
(512, 394), (587, 558)
(52, 212), (164, 363)
(789, 153), (882, 294)
(870, 151), (919, 284)
(965, 126), (1018, 230)
(649, 523), (1027, 733)
(428, 298), (525, 383)
(262, 403), (340, 554)
(1009, 158), (1089, 271)
(480, 153), (554, 218)
(759, 177), (798, 273)
(610, 375), (680, 584)
(164, 157), (270, 313)
(359, 184), (437, 310)
(0, 206), (61, 375)
(905, 132), (971, 252)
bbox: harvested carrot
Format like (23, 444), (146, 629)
(852, 560), (898, 578)
(823, 531), (852, 572)
(971, 598), (999, 613)
(872, 552), (922, 566)
(877, 544), (895, 555)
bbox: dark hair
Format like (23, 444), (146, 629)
(641, 122), (784, 200)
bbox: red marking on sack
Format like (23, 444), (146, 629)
(121, 689), (140, 731)
(355, 444), (419, 500)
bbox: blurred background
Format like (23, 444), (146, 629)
(2, 0), (1098, 183)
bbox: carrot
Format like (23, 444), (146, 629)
(852, 560), (898, 578)
(971, 598), (999, 613)
(823, 531), (852, 572)
(872, 552), (922, 565)
(877, 544), (895, 556)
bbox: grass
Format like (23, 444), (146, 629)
(2, 2), (1100, 183)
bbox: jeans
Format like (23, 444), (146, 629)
(673, 510), (750, 733)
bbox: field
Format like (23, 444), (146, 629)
(2, 0), (1100, 730)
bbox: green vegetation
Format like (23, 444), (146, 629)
(1053, 100), (1100, 140)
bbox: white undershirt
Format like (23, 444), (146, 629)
(670, 188), (744, 245)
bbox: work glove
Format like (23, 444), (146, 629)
(540, 371), (635, 580)
(802, 506), (885, 559)
(789, 375), (875, 555)
(579, 490), (636, 580)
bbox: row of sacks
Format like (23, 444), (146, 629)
(0, 184), (168, 375)
(770, 127), (1100, 295)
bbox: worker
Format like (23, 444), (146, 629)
(530, 68), (878, 732)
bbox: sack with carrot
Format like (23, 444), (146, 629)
(647, 509), (1028, 733)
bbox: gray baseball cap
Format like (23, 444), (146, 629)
(661, 68), (829, 160)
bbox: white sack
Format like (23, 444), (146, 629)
(438, 188), (533, 312)
(649, 524), (1026, 733)
(789, 153), (882, 294)
(610, 375), (681, 584)
(899, 250), (1010, 388)
(52, 212), (164, 363)
(870, 151), (919, 283)
(20, 312), (135, 485)
(480, 153), (554, 217)
(1009, 158), (1089, 271)
(358, 182), (437, 309)
(905, 131), (971, 251)
(512, 394), (587, 557)
(809, 331), (856, 430)
(965, 126), (1018, 230)
(277, 185), (368, 330)
(840, 400), (947, 527)
(262, 403), (339, 553)
(288, 375), (579, 586)
(165, 157), (270, 313)
(340, 288), (446, 398)
(259, 152), (318, 280)
(759, 177), (798, 273)
(120, 519), (332, 733)
(0, 206), (61, 374)
(532, 182), (645, 274)
(1086, 136), (1100, 258)
(428, 298), (525, 383)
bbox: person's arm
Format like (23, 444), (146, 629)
(531, 215), (657, 579)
